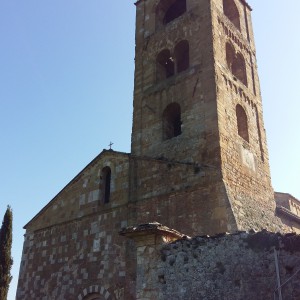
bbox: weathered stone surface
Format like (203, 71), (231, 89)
(129, 227), (300, 300)
(16, 1), (300, 299)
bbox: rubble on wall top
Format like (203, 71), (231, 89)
(120, 222), (188, 239)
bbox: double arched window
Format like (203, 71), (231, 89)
(162, 102), (182, 140)
(226, 42), (247, 86)
(156, 40), (190, 81)
(223, 0), (241, 31)
(156, 0), (187, 29)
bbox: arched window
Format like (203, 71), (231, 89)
(101, 167), (111, 204)
(236, 104), (249, 142)
(156, 0), (186, 29)
(156, 49), (174, 81)
(174, 40), (189, 73)
(163, 103), (182, 140)
(226, 42), (247, 86)
(232, 53), (247, 86)
(223, 0), (241, 31)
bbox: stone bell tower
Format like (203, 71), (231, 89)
(130, 0), (285, 235)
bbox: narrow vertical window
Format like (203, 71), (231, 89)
(226, 42), (235, 71)
(223, 0), (241, 31)
(156, 49), (175, 81)
(163, 103), (182, 140)
(236, 104), (249, 142)
(174, 40), (189, 73)
(226, 42), (248, 86)
(232, 53), (248, 86)
(101, 167), (111, 204)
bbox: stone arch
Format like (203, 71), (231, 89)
(174, 40), (189, 73)
(156, 0), (187, 30)
(236, 104), (249, 142)
(223, 0), (241, 31)
(78, 286), (114, 300)
(162, 102), (182, 140)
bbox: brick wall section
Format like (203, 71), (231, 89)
(124, 224), (300, 300)
(129, 156), (237, 236)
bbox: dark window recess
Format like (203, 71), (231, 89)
(163, 0), (186, 24)
(175, 40), (189, 73)
(101, 167), (111, 204)
(156, 49), (175, 81)
(226, 42), (247, 86)
(226, 42), (235, 70)
(232, 53), (247, 86)
(163, 103), (182, 140)
(236, 104), (249, 142)
(223, 0), (241, 31)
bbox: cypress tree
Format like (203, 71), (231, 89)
(0, 206), (13, 300)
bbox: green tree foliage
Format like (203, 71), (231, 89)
(0, 206), (13, 300)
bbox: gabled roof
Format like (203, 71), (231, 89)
(24, 149), (130, 229)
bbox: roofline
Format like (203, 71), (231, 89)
(275, 191), (300, 204)
(276, 205), (300, 224)
(135, 0), (252, 11)
(24, 149), (130, 229)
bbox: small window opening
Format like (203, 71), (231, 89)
(236, 104), (249, 142)
(174, 40), (189, 73)
(156, 49), (175, 81)
(226, 42), (235, 70)
(163, 0), (186, 25)
(232, 53), (248, 86)
(226, 42), (247, 86)
(163, 103), (182, 140)
(156, 0), (186, 29)
(101, 167), (111, 204)
(223, 0), (241, 31)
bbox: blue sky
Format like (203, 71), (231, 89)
(0, 1), (299, 299)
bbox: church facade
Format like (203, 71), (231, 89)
(17, 0), (300, 299)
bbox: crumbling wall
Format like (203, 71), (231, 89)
(132, 228), (300, 300)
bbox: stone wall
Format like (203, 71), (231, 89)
(124, 223), (300, 300)
(17, 151), (136, 300)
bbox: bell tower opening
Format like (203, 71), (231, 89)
(162, 103), (182, 140)
(156, 49), (175, 81)
(156, 0), (186, 29)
